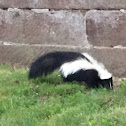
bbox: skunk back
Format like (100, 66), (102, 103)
(29, 51), (89, 79)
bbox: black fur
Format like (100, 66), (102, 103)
(61, 69), (113, 89)
(62, 69), (100, 88)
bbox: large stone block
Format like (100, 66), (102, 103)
(0, 0), (126, 9)
(0, 44), (126, 77)
(0, 9), (88, 47)
(86, 10), (126, 47)
(0, 44), (85, 66)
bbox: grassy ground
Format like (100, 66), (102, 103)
(0, 65), (126, 126)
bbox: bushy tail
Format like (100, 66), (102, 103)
(29, 53), (62, 79)
(29, 51), (86, 79)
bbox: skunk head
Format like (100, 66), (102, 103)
(83, 53), (113, 89)
(97, 77), (113, 90)
(60, 53), (113, 89)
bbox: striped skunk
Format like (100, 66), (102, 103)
(29, 51), (113, 89)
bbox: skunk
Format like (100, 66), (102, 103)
(29, 51), (113, 89)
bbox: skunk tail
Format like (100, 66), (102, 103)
(29, 51), (86, 79)
(29, 52), (62, 79)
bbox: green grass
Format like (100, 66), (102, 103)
(0, 65), (126, 126)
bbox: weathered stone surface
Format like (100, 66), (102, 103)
(0, 9), (26, 44)
(113, 77), (122, 88)
(0, 0), (126, 9)
(86, 10), (126, 47)
(88, 48), (126, 78)
(0, 9), (89, 47)
(0, 44), (88, 67)
(0, 0), (28, 9)
(0, 44), (126, 77)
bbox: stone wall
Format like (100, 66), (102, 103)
(0, 0), (126, 77)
